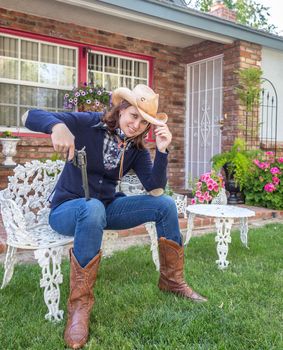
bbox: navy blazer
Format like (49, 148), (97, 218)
(25, 109), (168, 208)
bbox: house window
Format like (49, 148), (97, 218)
(87, 51), (155, 141)
(0, 34), (77, 128)
(88, 52), (148, 90)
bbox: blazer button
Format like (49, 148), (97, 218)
(99, 179), (103, 184)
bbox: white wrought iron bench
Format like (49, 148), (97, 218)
(0, 160), (187, 322)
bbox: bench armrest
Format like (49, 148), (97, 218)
(172, 193), (188, 218)
(0, 191), (36, 246)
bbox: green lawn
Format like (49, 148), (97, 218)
(0, 223), (283, 350)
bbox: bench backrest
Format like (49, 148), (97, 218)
(118, 173), (146, 195)
(3, 160), (64, 227)
(2, 160), (149, 227)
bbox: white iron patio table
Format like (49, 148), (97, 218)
(185, 205), (255, 269)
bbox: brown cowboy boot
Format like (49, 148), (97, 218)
(158, 237), (207, 302)
(64, 249), (102, 349)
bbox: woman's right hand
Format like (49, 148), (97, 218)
(51, 123), (75, 160)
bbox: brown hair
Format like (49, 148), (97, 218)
(102, 100), (151, 150)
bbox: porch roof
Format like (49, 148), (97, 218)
(1, 0), (283, 50)
(98, 0), (283, 50)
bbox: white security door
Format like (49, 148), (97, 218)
(185, 55), (223, 186)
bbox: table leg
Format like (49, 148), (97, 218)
(240, 217), (249, 248)
(184, 213), (195, 245)
(215, 217), (233, 269)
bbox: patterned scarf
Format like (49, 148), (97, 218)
(103, 127), (132, 171)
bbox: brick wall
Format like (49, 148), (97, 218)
(0, 8), (186, 191)
(183, 39), (262, 151)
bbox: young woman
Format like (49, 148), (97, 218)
(23, 84), (207, 349)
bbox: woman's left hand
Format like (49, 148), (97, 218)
(154, 124), (172, 153)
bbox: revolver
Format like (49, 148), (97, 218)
(72, 147), (90, 200)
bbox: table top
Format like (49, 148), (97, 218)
(186, 204), (255, 218)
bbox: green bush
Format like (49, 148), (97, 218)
(244, 151), (283, 210)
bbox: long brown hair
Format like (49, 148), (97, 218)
(102, 100), (151, 150)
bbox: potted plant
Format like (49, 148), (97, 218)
(211, 138), (262, 204)
(190, 170), (226, 204)
(64, 82), (111, 112)
(0, 130), (20, 166)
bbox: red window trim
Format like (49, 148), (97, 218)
(1, 27), (155, 141)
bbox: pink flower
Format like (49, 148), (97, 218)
(196, 182), (202, 190)
(207, 184), (214, 191)
(272, 177), (280, 185)
(278, 157), (283, 163)
(203, 174), (211, 182)
(264, 183), (276, 192)
(213, 184), (219, 192)
(203, 191), (210, 200)
(191, 198), (196, 205)
(207, 179), (214, 186)
(200, 173), (210, 181)
(270, 167), (281, 175)
(257, 162), (270, 170)
(265, 151), (274, 156)
(198, 195), (205, 203)
(195, 190), (202, 198)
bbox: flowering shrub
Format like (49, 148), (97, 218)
(190, 171), (225, 204)
(64, 83), (111, 112)
(244, 151), (283, 210)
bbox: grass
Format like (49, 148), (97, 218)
(0, 223), (283, 349)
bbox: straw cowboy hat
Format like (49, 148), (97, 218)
(112, 84), (168, 126)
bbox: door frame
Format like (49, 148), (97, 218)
(185, 54), (224, 189)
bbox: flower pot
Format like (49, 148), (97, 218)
(0, 138), (19, 166)
(226, 178), (245, 204)
(211, 188), (228, 205)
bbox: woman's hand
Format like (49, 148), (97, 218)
(154, 124), (172, 153)
(51, 123), (75, 160)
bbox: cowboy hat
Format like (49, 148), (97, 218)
(112, 84), (168, 126)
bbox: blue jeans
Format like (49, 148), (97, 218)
(49, 195), (182, 267)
